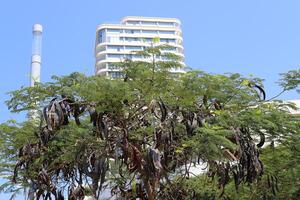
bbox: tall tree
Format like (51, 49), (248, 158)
(0, 46), (299, 199)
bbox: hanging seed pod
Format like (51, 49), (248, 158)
(249, 83), (266, 101)
(256, 131), (265, 148)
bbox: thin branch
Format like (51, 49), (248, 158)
(266, 89), (286, 101)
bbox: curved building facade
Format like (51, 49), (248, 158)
(94, 16), (185, 78)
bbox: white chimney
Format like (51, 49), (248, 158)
(30, 24), (43, 86)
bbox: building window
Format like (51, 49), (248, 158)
(132, 54), (142, 59)
(125, 46), (142, 51)
(107, 29), (122, 33)
(142, 30), (158, 34)
(160, 38), (176, 43)
(107, 45), (123, 51)
(98, 30), (105, 43)
(141, 21), (157, 26)
(109, 71), (124, 78)
(126, 21), (140, 25)
(158, 22), (174, 26)
(97, 45), (106, 52)
(107, 63), (120, 70)
(161, 47), (176, 52)
(159, 30), (175, 34)
(125, 29), (140, 34)
(123, 54), (133, 59)
(107, 36), (120, 43)
(142, 38), (153, 43)
(161, 56), (170, 61)
(124, 37), (140, 42)
(96, 54), (106, 62)
(97, 64), (106, 70)
(107, 54), (122, 59)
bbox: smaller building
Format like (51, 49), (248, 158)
(287, 99), (300, 114)
(94, 16), (185, 78)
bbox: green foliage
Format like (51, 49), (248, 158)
(278, 69), (300, 91)
(0, 46), (299, 199)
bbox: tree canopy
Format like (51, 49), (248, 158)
(0, 46), (299, 200)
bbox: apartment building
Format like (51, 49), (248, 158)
(95, 16), (185, 78)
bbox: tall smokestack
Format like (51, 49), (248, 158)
(27, 24), (43, 199)
(30, 24), (43, 86)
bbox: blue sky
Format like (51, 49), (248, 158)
(0, 0), (300, 198)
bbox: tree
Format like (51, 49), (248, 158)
(0, 46), (299, 199)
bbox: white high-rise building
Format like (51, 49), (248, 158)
(94, 16), (185, 78)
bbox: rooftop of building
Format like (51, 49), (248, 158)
(121, 16), (181, 24)
(96, 16), (181, 31)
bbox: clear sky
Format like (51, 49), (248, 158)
(0, 0), (300, 198)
